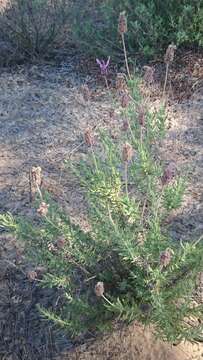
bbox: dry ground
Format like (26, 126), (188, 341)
(0, 54), (203, 359)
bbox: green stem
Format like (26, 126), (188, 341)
(124, 161), (129, 198)
(36, 182), (43, 201)
(102, 294), (114, 306)
(140, 126), (143, 145)
(44, 216), (61, 231)
(91, 145), (99, 174)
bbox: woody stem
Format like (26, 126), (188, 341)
(163, 62), (169, 99)
(121, 33), (131, 79)
(104, 75), (109, 90)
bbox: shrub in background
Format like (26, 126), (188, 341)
(0, 0), (72, 57)
(72, 0), (202, 59)
(0, 70), (202, 343)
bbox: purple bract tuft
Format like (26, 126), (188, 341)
(96, 57), (110, 75)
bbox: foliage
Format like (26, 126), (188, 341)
(0, 0), (72, 57)
(0, 75), (202, 343)
(71, 0), (203, 59)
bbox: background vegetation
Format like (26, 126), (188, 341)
(0, 0), (202, 62)
(72, 0), (203, 59)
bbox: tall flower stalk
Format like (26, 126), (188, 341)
(163, 44), (176, 99)
(118, 12), (131, 79)
(84, 128), (98, 173)
(122, 143), (133, 197)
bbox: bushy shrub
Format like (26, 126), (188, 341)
(72, 0), (202, 59)
(0, 0), (71, 57)
(1, 74), (202, 343)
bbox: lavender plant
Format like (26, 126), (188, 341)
(0, 74), (202, 343)
(0, 12), (202, 344)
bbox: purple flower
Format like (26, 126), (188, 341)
(96, 57), (110, 75)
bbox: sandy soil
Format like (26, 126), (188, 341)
(62, 322), (203, 360)
(0, 55), (202, 359)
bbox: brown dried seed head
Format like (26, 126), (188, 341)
(140, 303), (151, 313)
(37, 202), (49, 217)
(137, 105), (146, 126)
(35, 266), (46, 275)
(121, 92), (130, 108)
(57, 237), (66, 249)
(84, 128), (95, 146)
(110, 130), (119, 139)
(116, 72), (127, 91)
(122, 119), (129, 131)
(161, 162), (176, 185)
(109, 108), (115, 119)
(31, 166), (42, 187)
(48, 243), (57, 253)
(95, 282), (104, 297)
(81, 84), (91, 102)
(27, 270), (37, 281)
(143, 66), (154, 84)
(160, 249), (172, 269)
(122, 142), (133, 162)
(118, 11), (127, 34)
(164, 44), (177, 64)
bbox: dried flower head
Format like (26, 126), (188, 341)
(109, 108), (115, 120)
(35, 266), (46, 275)
(164, 44), (177, 64)
(120, 92), (130, 108)
(116, 73), (127, 91)
(29, 166), (43, 202)
(31, 166), (42, 186)
(27, 270), (37, 281)
(84, 128), (95, 147)
(161, 162), (176, 185)
(122, 142), (133, 162)
(192, 62), (201, 77)
(143, 66), (154, 84)
(48, 243), (57, 253)
(37, 202), (49, 217)
(140, 303), (152, 314)
(137, 105), (146, 126)
(110, 130), (119, 139)
(95, 282), (104, 297)
(160, 249), (172, 269)
(122, 119), (129, 131)
(118, 11), (127, 34)
(57, 237), (66, 249)
(81, 84), (91, 102)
